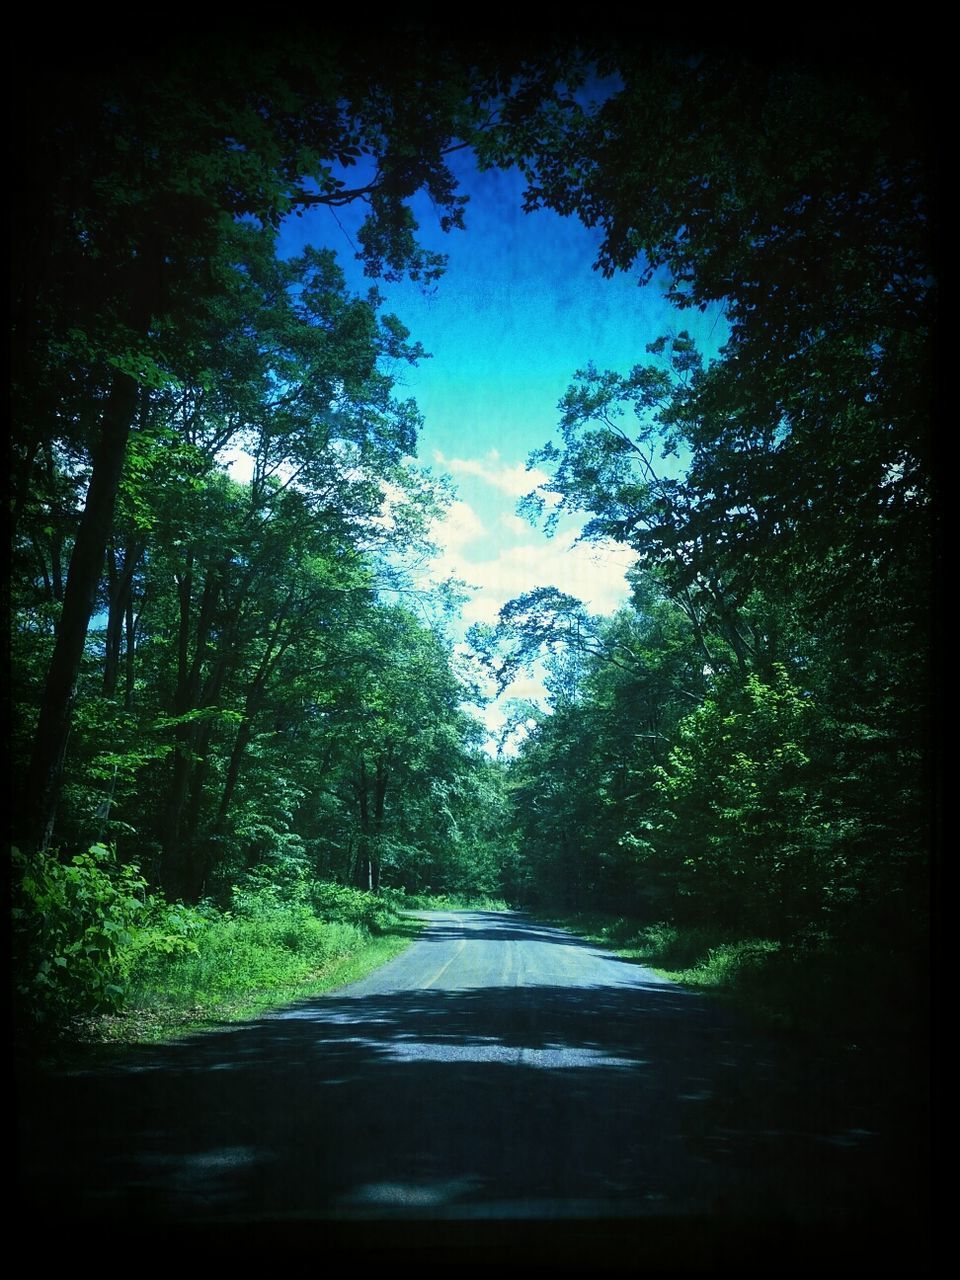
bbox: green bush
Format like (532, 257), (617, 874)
(127, 893), (369, 1010)
(630, 922), (712, 969)
(14, 855), (410, 1038)
(308, 880), (396, 932)
(13, 843), (156, 1028)
(623, 919), (777, 982)
(677, 938), (781, 987)
(403, 890), (511, 911)
(649, 666), (826, 934)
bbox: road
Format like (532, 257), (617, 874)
(16, 910), (926, 1257)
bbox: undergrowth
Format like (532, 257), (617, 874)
(13, 845), (421, 1049)
(400, 890), (511, 912)
(535, 909), (927, 1042)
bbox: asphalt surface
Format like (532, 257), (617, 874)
(16, 910), (928, 1257)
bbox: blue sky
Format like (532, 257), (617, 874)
(275, 149), (728, 739)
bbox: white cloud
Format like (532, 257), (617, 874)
(443, 536), (636, 625)
(429, 499), (486, 551)
(434, 448), (550, 498)
(366, 477), (411, 533)
(219, 447), (255, 484)
(468, 672), (549, 758)
(427, 527), (640, 637)
(447, 538), (637, 753)
(501, 672), (551, 704)
(421, 454), (640, 753)
(499, 513), (531, 537)
(459, 594), (501, 626)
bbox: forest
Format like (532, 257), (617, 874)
(11, 33), (935, 1048)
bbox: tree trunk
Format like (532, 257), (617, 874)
(372, 757), (388, 892)
(353, 758), (372, 890)
(179, 640), (234, 899)
(212, 598), (294, 836)
(160, 562), (222, 899)
(20, 369), (142, 851)
(103, 538), (142, 698)
(215, 721), (252, 833)
(42, 442), (65, 602)
(124, 590), (138, 710)
(32, 536), (53, 603)
(10, 430), (42, 548)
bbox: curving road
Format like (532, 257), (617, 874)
(16, 910), (926, 1255)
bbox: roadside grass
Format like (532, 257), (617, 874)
(529, 909), (929, 1045)
(533, 911), (778, 989)
(118, 919), (422, 1041)
(59, 901), (425, 1053)
(400, 890), (512, 912)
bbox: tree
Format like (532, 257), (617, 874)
(491, 43), (932, 595)
(646, 667), (822, 932)
(13, 35), (522, 851)
(477, 581), (706, 911)
(485, 42), (934, 939)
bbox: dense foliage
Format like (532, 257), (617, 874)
(10, 37), (529, 1036)
(478, 42), (933, 1003)
(12, 36), (932, 1038)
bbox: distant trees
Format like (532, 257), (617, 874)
(11, 33), (559, 856)
(481, 41), (933, 949)
(11, 35), (539, 901)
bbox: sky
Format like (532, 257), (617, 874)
(275, 149), (729, 746)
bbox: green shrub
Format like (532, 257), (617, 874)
(13, 843), (155, 1028)
(676, 938), (780, 987)
(404, 890), (511, 911)
(308, 880), (396, 932)
(127, 896), (368, 1009)
(631, 922), (718, 970)
(623, 919), (777, 982)
(14, 854), (410, 1038)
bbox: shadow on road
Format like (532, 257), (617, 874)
(408, 918), (600, 947)
(17, 975), (927, 1253)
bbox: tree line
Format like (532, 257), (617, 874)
(11, 35), (934, 1031)
(481, 42), (934, 989)
(11, 35), (536, 907)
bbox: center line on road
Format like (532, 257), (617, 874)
(422, 938), (467, 988)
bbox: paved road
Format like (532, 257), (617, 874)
(16, 910), (926, 1250)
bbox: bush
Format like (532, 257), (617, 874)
(631, 922), (723, 970)
(403, 890), (511, 911)
(129, 909), (368, 1005)
(308, 880), (396, 932)
(679, 938), (781, 987)
(13, 855), (409, 1038)
(625, 920), (780, 987)
(650, 666), (826, 934)
(13, 843), (155, 1029)
(126, 881), (374, 1012)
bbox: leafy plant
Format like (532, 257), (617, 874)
(650, 666), (823, 931)
(13, 844), (153, 1027)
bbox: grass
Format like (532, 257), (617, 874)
(534, 910), (777, 986)
(66, 907), (425, 1050)
(33, 877), (524, 1066)
(401, 890), (512, 912)
(532, 908), (812, 1033)
(531, 906), (929, 1048)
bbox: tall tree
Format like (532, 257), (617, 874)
(485, 41), (934, 936)
(12, 35), (519, 851)
(495, 44), (935, 631)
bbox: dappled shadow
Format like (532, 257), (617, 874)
(17, 975), (926, 1237)
(406, 910), (601, 950)
(410, 924), (601, 948)
(381, 919), (426, 938)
